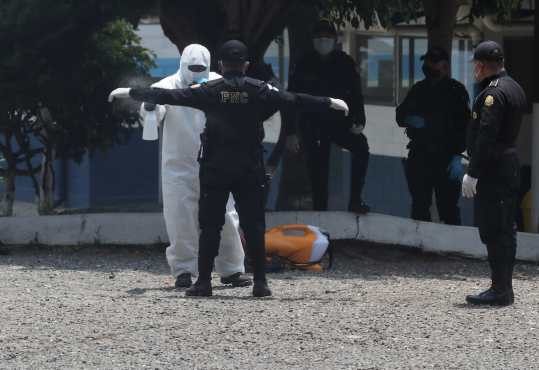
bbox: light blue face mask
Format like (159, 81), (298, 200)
(195, 77), (208, 84)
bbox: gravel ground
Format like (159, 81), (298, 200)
(1, 242), (539, 370)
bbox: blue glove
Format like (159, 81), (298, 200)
(447, 155), (464, 181)
(405, 115), (425, 128)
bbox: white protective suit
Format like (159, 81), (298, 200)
(142, 44), (245, 278)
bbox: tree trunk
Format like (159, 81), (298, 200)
(159, 0), (294, 78)
(0, 172), (15, 217)
(38, 145), (55, 215)
(531, 0), (539, 231)
(423, 0), (458, 59)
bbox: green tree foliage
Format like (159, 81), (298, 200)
(312, 0), (424, 29)
(0, 0), (155, 215)
(471, 0), (530, 22)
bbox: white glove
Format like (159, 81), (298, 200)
(462, 174), (478, 198)
(329, 98), (349, 116)
(108, 88), (131, 102)
(350, 124), (364, 135)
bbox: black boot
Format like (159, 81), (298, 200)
(174, 273), (192, 288)
(252, 281), (272, 297)
(465, 287), (513, 306)
(220, 272), (252, 287)
(185, 280), (213, 297)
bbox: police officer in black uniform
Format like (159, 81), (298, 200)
(462, 41), (526, 306)
(286, 19), (370, 213)
(108, 40), (350, 297)
(396, 47), (470, 225)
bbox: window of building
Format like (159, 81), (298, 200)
(356, 36), (395, 105)
(450, 39), (474, 100)
(398, 37), (473, 102)
(357, 34), (474, 106)
(398, 37), (428, 103)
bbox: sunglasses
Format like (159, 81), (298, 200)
(188, 65), (207, 73)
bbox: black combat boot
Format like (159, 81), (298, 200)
(185, 280), (213, 297)
(465, 287), (513, 306)
(174, 273), (192, 288)
(220, 272), (252, 287)
(252, 280), (272, 297)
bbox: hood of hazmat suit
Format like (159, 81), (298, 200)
(141, 44), (244, 278)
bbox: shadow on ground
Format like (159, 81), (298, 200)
(1, 241), (538, 285)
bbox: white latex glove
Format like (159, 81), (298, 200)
(350, 124), (364, 135)
(285, 135), (300, 153)
(108, 88), (131, 102)
(462, 174), (478, 198)
(329, 98), (349, 116)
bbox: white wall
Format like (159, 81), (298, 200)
(364, 104), (408, 158)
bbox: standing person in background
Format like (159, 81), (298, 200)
(396, 47), (470, 225)
(462, 41), (526, 306)
(286, 19), (370, 214)
(140, 44), (250, 289)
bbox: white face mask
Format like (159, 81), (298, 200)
(313, 37), (335, 56)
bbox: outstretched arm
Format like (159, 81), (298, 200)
(261, 84), (349, 116)
(109, 86), (211, 111)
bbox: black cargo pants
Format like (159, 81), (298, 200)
(405, 147), (461, 225)
(302, 125), (370, 211)
(197, 162), (267, 284)
(475, 153), (520, 293)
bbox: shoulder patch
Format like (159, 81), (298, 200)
(488, 79), (499, 87)
(484, 95), (494, 107)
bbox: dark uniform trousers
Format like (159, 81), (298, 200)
(198, 163), (267, 283)
(476, 153), (520, 292)
(303, 124), (369, 211)
(406, 147), (461, 225)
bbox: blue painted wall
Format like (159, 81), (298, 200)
(90, 132), (159, 207)
(150, 58), (179, 77)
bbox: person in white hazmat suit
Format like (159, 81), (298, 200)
(141, 44), (250, 289)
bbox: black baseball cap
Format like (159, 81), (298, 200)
(420, 47), (450, 63)
(473, 40), (504, 62)
(219, 40), (248, 63)
(313, 19), (337, 36)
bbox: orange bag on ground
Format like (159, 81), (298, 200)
(264, 224), (333, 271)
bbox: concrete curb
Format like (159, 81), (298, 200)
(1, 211), (538, 262)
